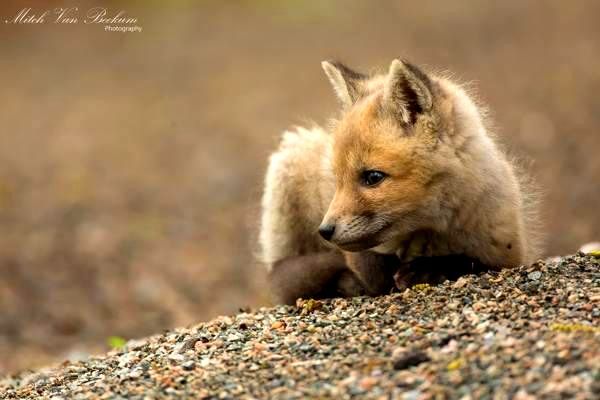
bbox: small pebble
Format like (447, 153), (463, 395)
(528, 271), (542, 280)
(392, 350), (430, 370)
(182, 361), (195, 371)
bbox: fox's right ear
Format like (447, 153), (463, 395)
(321, 61), (367, 109)
(383, 59), (433, 125)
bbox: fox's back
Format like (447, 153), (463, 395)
(259, 126), (335, 269)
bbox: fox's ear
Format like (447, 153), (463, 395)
(383, 59), (433, 125)
(321, 61), (367, 109)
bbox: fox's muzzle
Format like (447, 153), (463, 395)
(318, 214), (393, 252)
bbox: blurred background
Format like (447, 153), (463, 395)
(0, 0), (599, 373)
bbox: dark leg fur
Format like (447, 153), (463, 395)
(344, 251), (399, 296)
(268, 252), (365, 305)
(269, 252), (495, 305)
(393, 254), (498, 291)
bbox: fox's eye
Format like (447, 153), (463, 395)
(361, 170), (387, 187)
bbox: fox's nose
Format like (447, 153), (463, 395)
(318, 224), (336, 241)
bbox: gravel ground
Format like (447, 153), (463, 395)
(1, 253), (598, 399)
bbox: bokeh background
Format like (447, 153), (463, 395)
(1, 0), (599, 373)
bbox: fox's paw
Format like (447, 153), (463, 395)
(334, 270), (367, 298)
(393, 254), (494, 292)
(393, 263), (450, 292)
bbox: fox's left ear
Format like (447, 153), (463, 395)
(321, 61), (367, 109)
(383, 59), (433, 125)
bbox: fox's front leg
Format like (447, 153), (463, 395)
(268, 252), (365, 305)
(391, 231), (492, 291)
(391, 231), (436, 291)
(393, 254), (495, 291)
(394, 230), (442, 263)
(393, 231), (459, 291)
(343, 251), (398, 296)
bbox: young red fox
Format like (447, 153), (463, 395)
(260, 59), (541, 304)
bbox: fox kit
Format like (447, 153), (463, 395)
(260, 59), (540, 304)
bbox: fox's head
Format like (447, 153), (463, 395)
(318, 59), (464, 252)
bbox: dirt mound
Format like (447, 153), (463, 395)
(2, 253), (598, 399)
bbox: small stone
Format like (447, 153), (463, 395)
(194, 340), (208, 352)
(402, 390), (422, 400)
(447, 358), (465, 371)
(514, 389), (536, 400)
(358, 377), (378, 390)
(453, 277), (469, 288)
(392, 350), (430, 370)
(182, 361), (195, 371)
(226, 333), (242, 342)
(568, 294), (579, 303)
(271, 321), (286, 330)
(178, 337), (199, 353)
(167, 353), (184, 362)
(253, 342), (268, 352)
(528, 271), (542, 280)
(128, 369), (142, 379)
